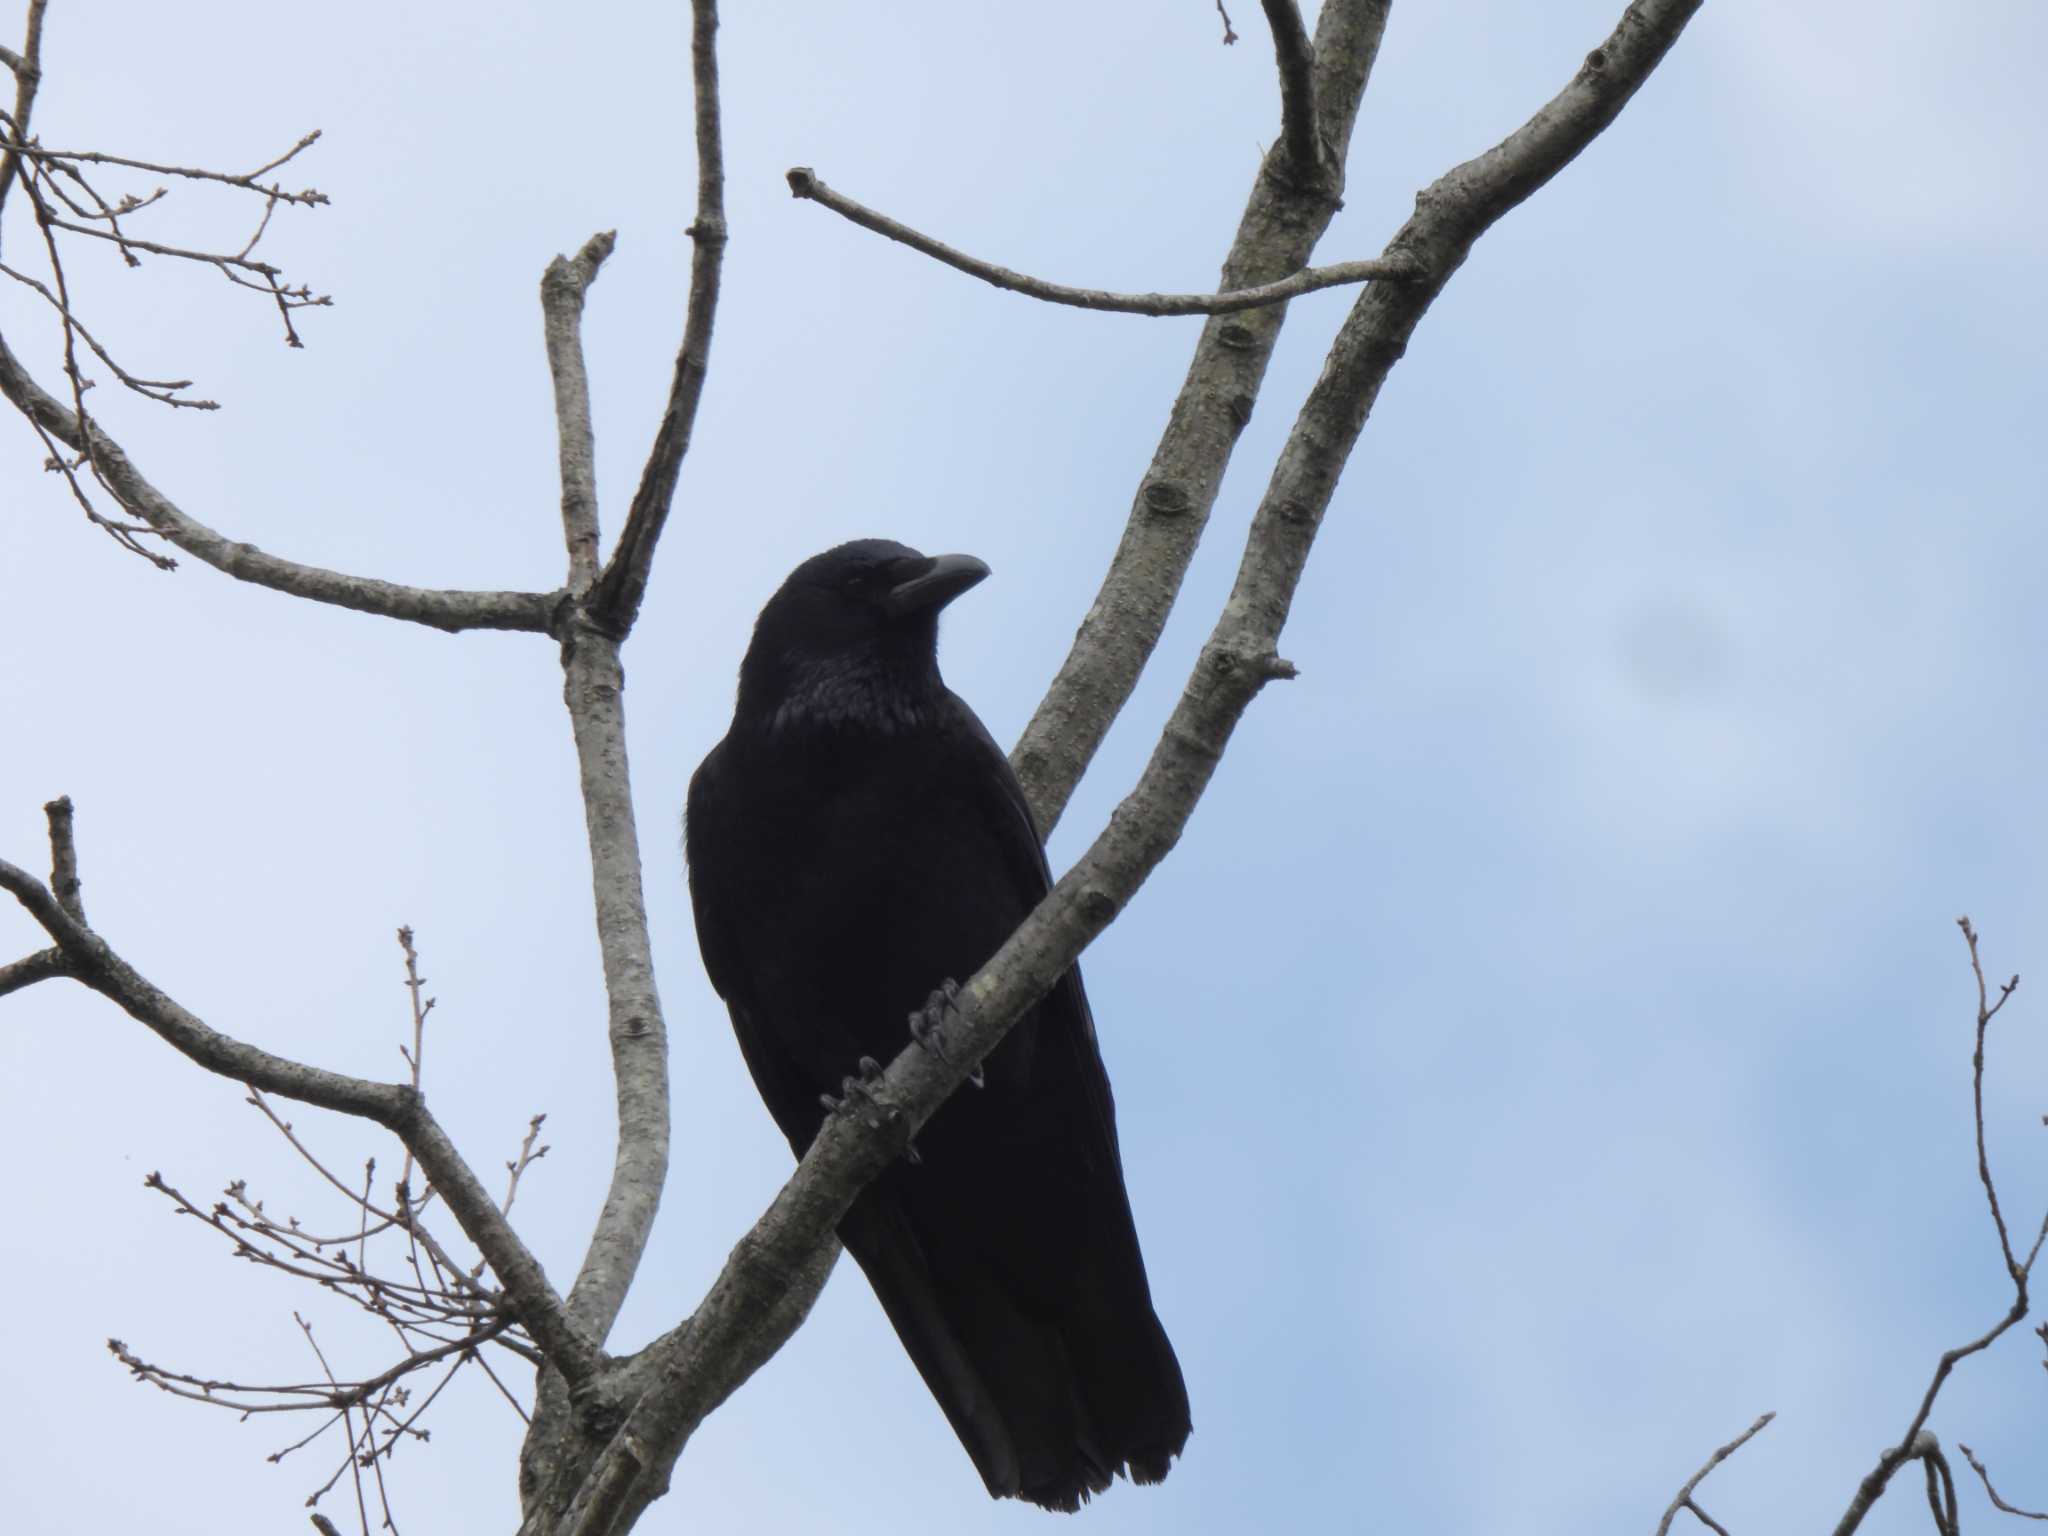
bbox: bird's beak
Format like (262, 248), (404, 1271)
(882, 553), (991, 617)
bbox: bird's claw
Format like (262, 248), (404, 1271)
(908, 979), (983, 1088)
(819, 1066), (893, 1130)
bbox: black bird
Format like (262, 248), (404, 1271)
(684, 539), (1190, 1511)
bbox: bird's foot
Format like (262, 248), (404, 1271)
(908, 979), (983, 1088)
(818, 1056), (895, 1130)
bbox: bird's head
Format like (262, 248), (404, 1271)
(735, 539), (991, 733)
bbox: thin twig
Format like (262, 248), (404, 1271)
(1959, 1444), (2048, 1521)
(0, 131), (326, 203)
(785, 167), (1417, 315)
(1654, 1413), (1775, 1536)
(1831, 921), (2038, 1536)
(1960, 915), (2023, 1277)
(0, 259), (215, 406)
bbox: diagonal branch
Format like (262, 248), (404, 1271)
(0, 818), (603, 1387)
(784, 168), (1417, 314)
(584, 0), (726, 635)
(0, 328), (560, 632)
(1259, 0), (1324, 183)
(1958, 1444), (2048, 1522)
(1655, 1414), (1775, 1536)
(1009, 0), (1393, 833)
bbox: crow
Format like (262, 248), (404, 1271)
(684, 539), (1191, 1511)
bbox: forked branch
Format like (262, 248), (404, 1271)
(554, 8), (1708, 1526)
(0, 804), (602, 1387)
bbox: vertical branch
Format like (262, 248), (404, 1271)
(585, 0), (726, 634)
(542, 231), (618, 588)
(545, 0), (728, 1343)
(0, 0), (49, 234)
(43, 792), (82, 921)
(1258, 0), (1323, 182)
(554, 623), (671, 1338)
(1009, 0), (1392, 833)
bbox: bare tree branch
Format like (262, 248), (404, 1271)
(784, 167), (1417, 314)
(0, 328), (561, 631)
(1259, 0), (1324, 183)
(0, 944), (65, 996)
(0, 0), (46, 229)
(1015, 0), (1704, 833)
(1009, 0), (1393, 833)
(541, 230), (617, 588)
(0, 130), (326, 204)
(584, 0), (726, 634)
(43, 792), (81, 920)
(551, 14), (1708, 1522)
(1959, 1444), (2048, 1522)
(1831, 919), (2039, 1536)
(0, 819), (603, 1387)
(1655, 1413), (1774, 1536)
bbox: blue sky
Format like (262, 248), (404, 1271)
(5, 3), (2047, 1533)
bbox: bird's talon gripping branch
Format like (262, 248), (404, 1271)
(908, 978), (964, 1064)
(822, 1066), (892, 1129)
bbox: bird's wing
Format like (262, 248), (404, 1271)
(688, 740), (829, 1153)
(942, 696), (1123, 1163)
(683, 739), (743, 1004)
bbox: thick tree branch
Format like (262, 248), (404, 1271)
(542, 230), (616, 587)
(585, 0), (725, 635)
(0, 328), (560, 631)
(784, 168), (1416, 314)
(0, 832), (603, 1387)
(1009, 0), (1393, 833)
(1259, 0), (1324, 183)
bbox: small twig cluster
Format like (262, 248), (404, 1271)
(105, 928), (548, 1534)
(0, 5), (329, 565)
